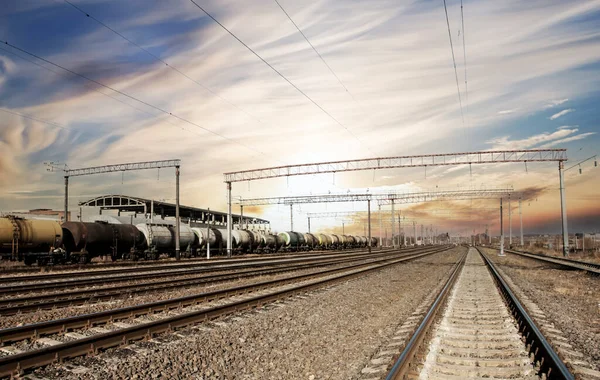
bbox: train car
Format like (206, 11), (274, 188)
(278, 231), (303, 250)
(0, 216), (64, 265)
(136, 223), (195, 259)
(63, 221), (147, 262)
(345, 235), (357, 248)
(303, 233), (318, 249)
(329, 234), (341, 249)
(260, 232), (280, 252)
(317, 233), (333, 249)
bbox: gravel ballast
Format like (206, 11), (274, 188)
(32, 247), (465, 379)
(484, 248), (600, 372)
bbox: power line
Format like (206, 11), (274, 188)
(188, 0), (373, 155)
(0, 108), (72, 131)
(460, 0), (468, 126)
(273, 0), (348, 92)
(60, 0), (263, 125)
(442, 0), (465, 128)
(0, 45), (200, 136)
(1, 40), (269, 157)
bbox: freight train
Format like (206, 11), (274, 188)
(0, 216), (377, 265)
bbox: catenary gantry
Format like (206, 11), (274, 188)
(224, 149), (569, 257)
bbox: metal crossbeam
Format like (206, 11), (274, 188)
(237, 189), (514, 206)
(224, 150), (566, 182)
(65, 159), (180, 177)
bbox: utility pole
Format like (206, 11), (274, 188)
(64, 176), (69, 222)
(398, 211), (402, 248)
(519, 198), (524, 247)
(307, 216), (311, 233)
(240, 204), (244, 231)
(206, 208), (211, 260)
(559, 161), (569, 256)
(413, 221), (417, 246)
(391, 200), (396, 248)
(227, 181), (232, 257)
(368, 199), (372, 253)
(290, 204), (294, 231)
(499, 198), (505, 256)
(379, 204), (383, 250)
(508, 194), (512, 247)
(175, 165), (180, 260)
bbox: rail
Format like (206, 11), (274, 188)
(386, 247), (574, 380)
(0, 246), (452, 377)
(385, 252), (466, 379)
(494, 247), (600, 275)
(479, 248), (574, 379)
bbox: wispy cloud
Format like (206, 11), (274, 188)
(549, 108), (574, 120)
(497, 109), (518, 115)
(539, 132), (596, 148)
(543, 98), (569, 109)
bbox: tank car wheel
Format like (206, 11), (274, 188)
(23, 257), (35, 266)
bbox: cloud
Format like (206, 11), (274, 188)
(538, 132), (596, 148)
(543, 98), (569, 109)
(549, 108), (574, 120)
(485, 127), (579, 150)
(1, 0), (600, 233)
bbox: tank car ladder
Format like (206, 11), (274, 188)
(8, 216), (20, 261)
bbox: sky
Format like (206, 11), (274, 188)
(1, 0), (599, 237)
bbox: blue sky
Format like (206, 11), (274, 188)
(1, 0), (599, 235)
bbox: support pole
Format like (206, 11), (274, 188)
(559, 162), (569, 256)
(64, 176), (69, 222)
(342, 222), (345, 235)
(240, 205), (244, 231)
(391, 200), (396, 248)
(290, 204), (294, 231)
(206, 208), (211, 260)
(226, 181), (232, 258)
(175, 166), (180, 260)
(413, 221), (417, 246)
(508, 194), (512, 247)
(398, 211), (402, 248)
(379, 204), (383, 250)
(519, 198), (524, 247)
(307, 217), (311, 233)
(368, 199), (372, 253)
(499, 198), (505, 256)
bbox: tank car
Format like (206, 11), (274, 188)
(278, 231), (304, 250)
(63, 221), (146, 262)
(303, 233), (318, 249)
(136, 223), (195, 259)
(317, 233), (333, 249)
(0, 216), (64, 265)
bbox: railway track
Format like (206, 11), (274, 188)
(385, 247), (574, 380)
(0, 248), (411, 315)
(0, 248), (417, 297)
(0, 245), (452, 378)
(0, 247), (374, 283)
(494, 247), (600, 275)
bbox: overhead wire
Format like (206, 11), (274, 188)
(273, 0), (376, 153)
(0, 107), (73, 131)
(59, 0), (263, 124)
(188, 0), (374, 155)
(0, 45), (202, 137)
(460, 0), (468, 124)
(0, 40), (270, 158)
(442, 0), (465, 129)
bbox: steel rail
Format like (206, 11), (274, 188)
(0, 247), (453, 377)
(386, 252), (467, 379)
(0, 249), (405, 295)
(495, 247), (600, 274)
(0, 249), (404, 315)
(478, 248), (574, 379)
(0, 246), (449, 345)
(0, 249), (345, 275)
(0, 247), (376, 283)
